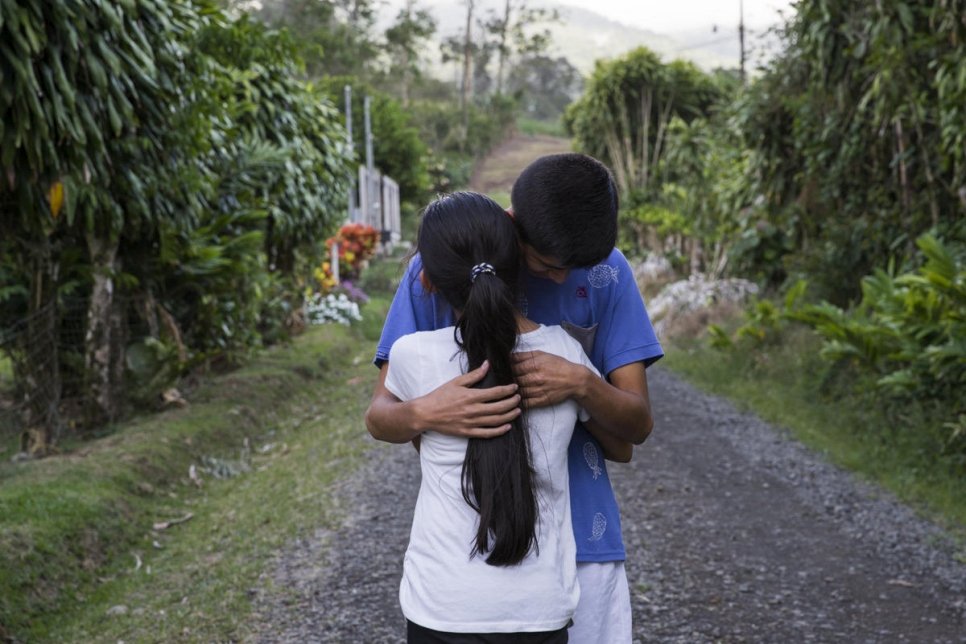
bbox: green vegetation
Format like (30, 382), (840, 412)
(562, 0), (965, 476)
(0, 292), (390, 641)
(0, 2), (353, 451)
(516, 116), (566, 138)
(791, 236), (965, 455)
(564, 47), (735, 268)
(734, 0), (964, 304)
(1, 0), (574, 452)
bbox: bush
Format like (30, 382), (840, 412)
(789, 234), (965, 455)
(714, 234), (965, 462)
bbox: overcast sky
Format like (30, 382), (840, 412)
(556, 0), (794, 34)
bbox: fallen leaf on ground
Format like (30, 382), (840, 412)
(153, 513), (194, 531)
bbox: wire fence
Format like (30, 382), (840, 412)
(1, 295), (153, 450)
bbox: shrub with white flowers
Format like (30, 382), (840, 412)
(305, 293), (362, 326)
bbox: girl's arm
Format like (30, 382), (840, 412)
(365, 362), (522, 443)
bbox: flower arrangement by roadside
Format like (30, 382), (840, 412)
(315, 223), (380, 290)
(307, 223), (379, 326)
(305, 292), (363, 326)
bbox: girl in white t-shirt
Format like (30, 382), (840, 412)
(383, 192), (600, 643)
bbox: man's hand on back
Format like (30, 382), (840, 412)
(511, 350), (589, 409)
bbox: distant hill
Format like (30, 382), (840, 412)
(380, 0), (740, 77)
(545, 3), (735, 73)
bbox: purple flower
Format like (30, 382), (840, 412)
(337, 280), (369, 304)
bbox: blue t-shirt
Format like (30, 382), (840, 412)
(375, 248), (664, 562)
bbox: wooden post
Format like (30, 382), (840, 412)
(331, 239), (340, 285)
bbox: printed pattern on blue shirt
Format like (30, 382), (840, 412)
(374, 248), (664, 561)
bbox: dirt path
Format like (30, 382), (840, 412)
(469, 133), (572, 195)
(251, 367), (965, 643)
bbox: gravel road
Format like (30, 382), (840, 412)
(251, 367), (966, 643)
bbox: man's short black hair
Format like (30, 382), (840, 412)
(510, 153), (619, 267)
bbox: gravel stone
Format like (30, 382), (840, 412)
(250, 368), (966, 643)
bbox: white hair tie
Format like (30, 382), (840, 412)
(470, 262), (496, 283)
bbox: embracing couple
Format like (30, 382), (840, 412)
(365, 153), (663, 643)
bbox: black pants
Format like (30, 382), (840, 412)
(407, 620), (569, 644)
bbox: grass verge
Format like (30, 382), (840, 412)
(664, 326), (966, 537)
(0, 294), (391, 642)
(516, 116), (566, 138)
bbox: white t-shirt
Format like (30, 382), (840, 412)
(385, 324), (600, 633)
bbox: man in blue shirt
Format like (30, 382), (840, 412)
(366, 154), (663, 643)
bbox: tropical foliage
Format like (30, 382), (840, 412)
(560, 2), (966, 463)
(0, 1), (352, 448)
(1, 0), (555, 451)
(735, 0), (965, 303)
(565, 49), (724, 197)
(791, 235), (966, 455)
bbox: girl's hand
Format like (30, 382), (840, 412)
(413, 361), (522, 438)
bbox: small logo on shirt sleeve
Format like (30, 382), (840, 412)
(575, 286), (587, 298)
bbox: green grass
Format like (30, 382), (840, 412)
(0, 293), (391, 642)
(665, 327), (966, 535)
(488, 190), (511, 208)
(516, 116), (567, 138)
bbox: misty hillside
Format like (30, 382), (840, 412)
(382, 0), (738, 76)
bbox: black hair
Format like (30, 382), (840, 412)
(417, 191), (537, 567)
(510, 153), (619, 267)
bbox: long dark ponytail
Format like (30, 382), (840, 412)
(417, 192), (537, 567)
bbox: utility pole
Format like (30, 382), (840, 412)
(344, 85), (355, 221)
(364, 95), (374, 173)
(739, 0), (746, 84)
(363, 95), (382, 237)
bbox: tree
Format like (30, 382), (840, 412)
(461, 0), (476, 114)
(565, 48), (722, 198)
(737, 0), (966, 303)
(507, 54), (582, 120)
(198, 17), (353, 274)
(0, 3), (353, 448)
(479, 0), (560, 96)
(0, 0), (212, 439)
(384, 0), (437, 106)
(258, 0), (379, 77)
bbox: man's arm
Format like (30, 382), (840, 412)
(365, 361), (523, 443)
(583, 418), (634, 463)
(512, 351), (653, 445)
